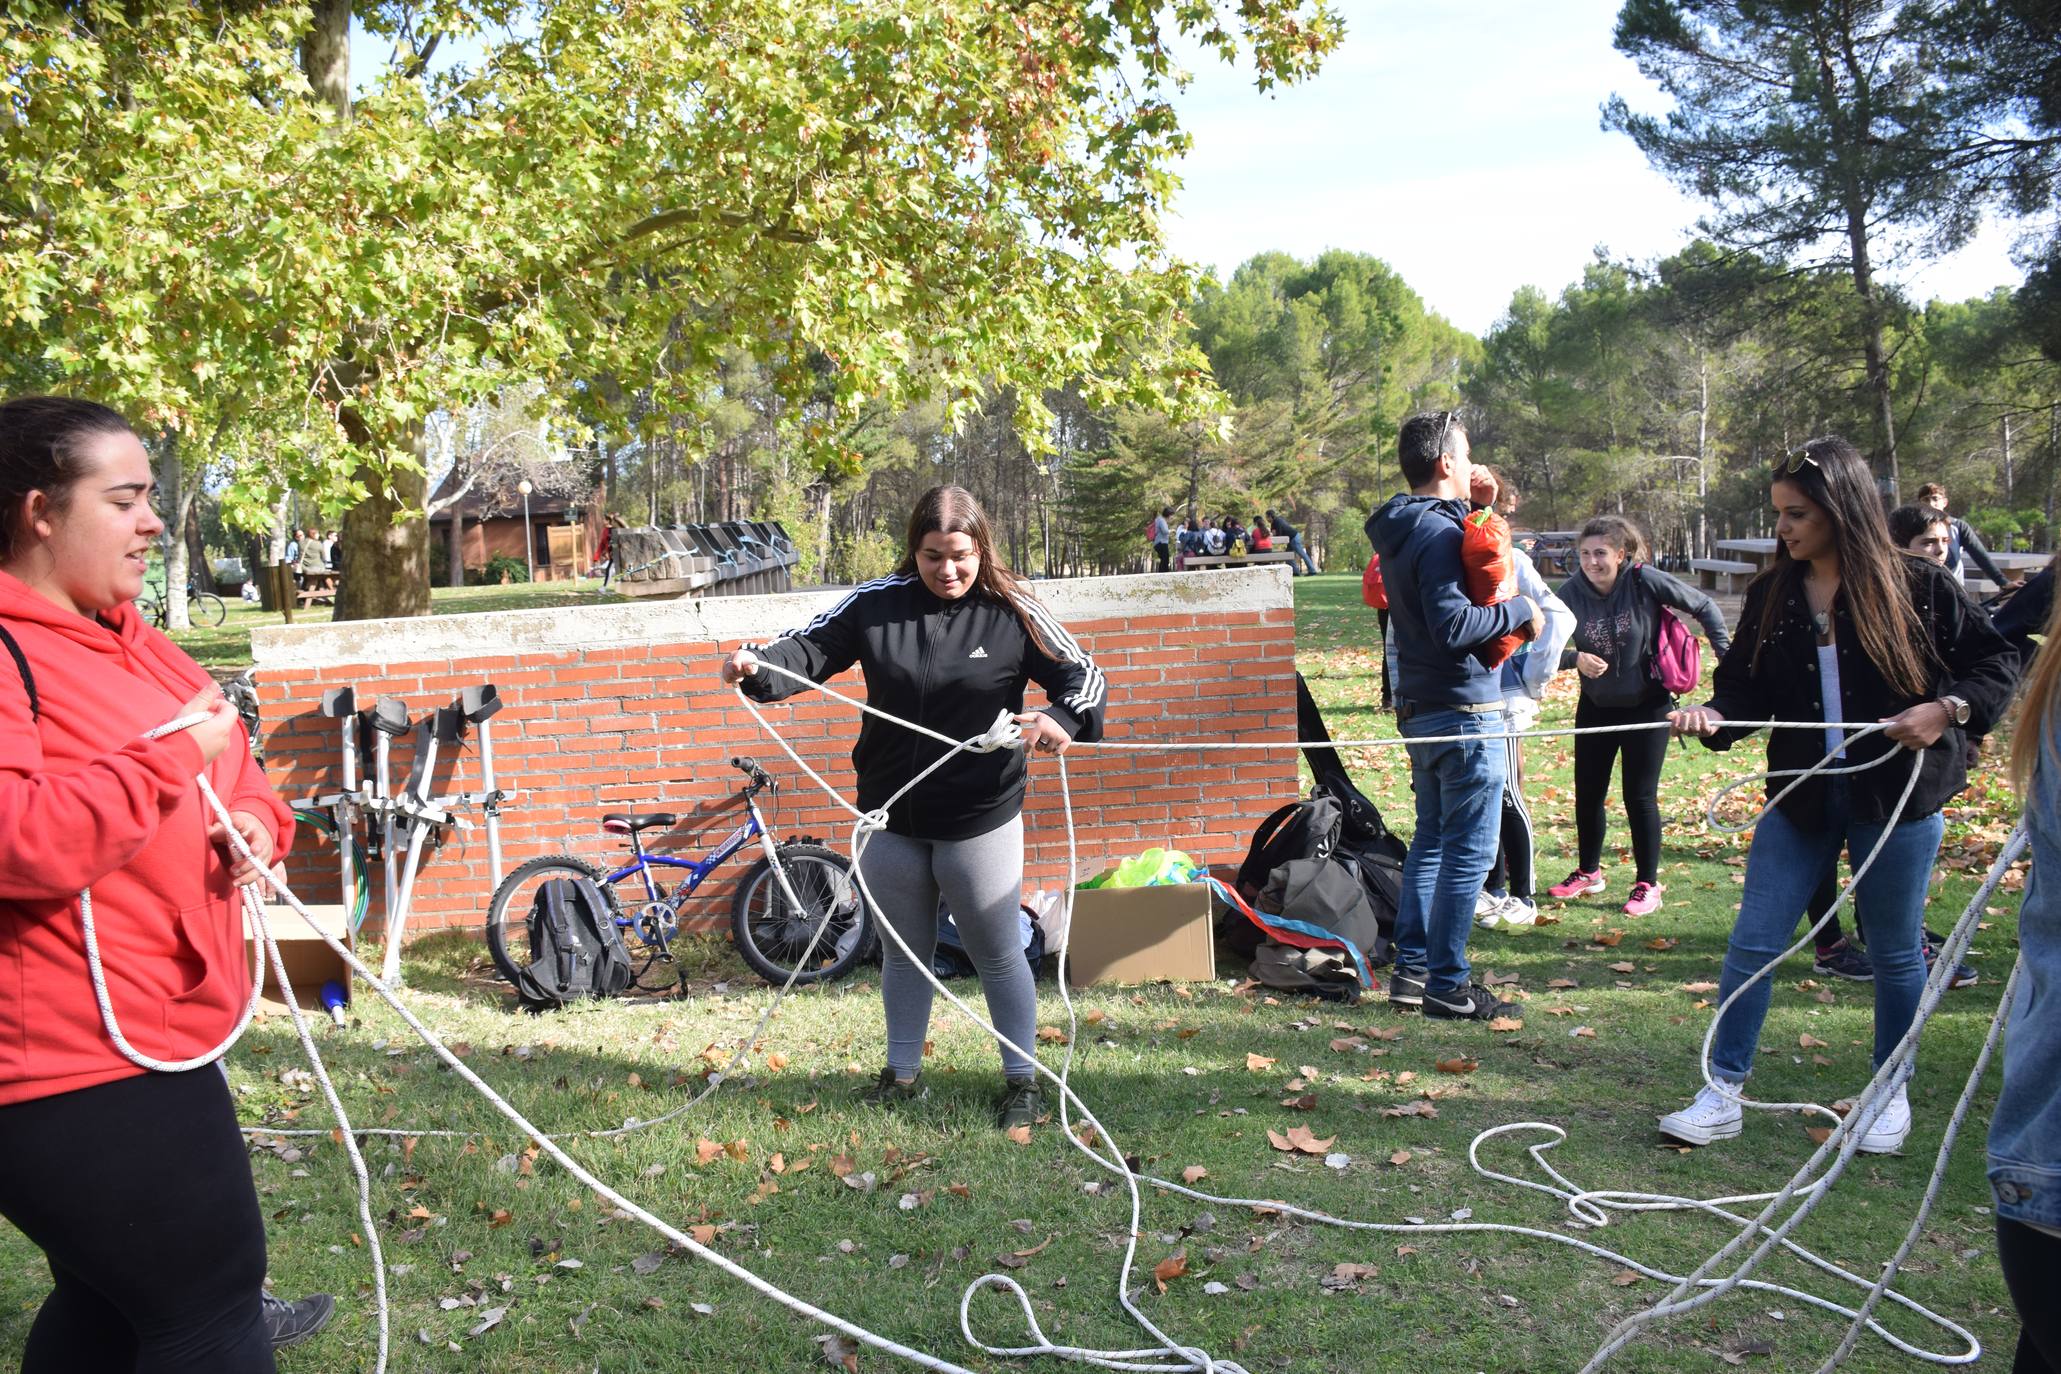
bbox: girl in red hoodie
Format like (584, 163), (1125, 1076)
(0, 397), (298, 1372)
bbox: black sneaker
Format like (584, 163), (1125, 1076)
(1422, 981), (1516, 1021)
(1387, 967), (1426, 1010)
(996, 1076), (1046, 1131)
(262, 1292), (335, 1352)
(858, 1067), (926, 1106)
(1812, 938), (1874, 982)
(1921, 935), (1978, 989)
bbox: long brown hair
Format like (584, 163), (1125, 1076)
(896, 485), (1054, 654)
(2010, 554), (2061, 794)
(1749, 436), (1931, 698)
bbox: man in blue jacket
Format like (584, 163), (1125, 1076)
(1365, 412), (1543, 1021)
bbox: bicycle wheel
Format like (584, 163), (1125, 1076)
(484, 855), (625, 989)
(191, 592), (227, 627)
(730, 843), (867, 986)
(135, 596), (162, 628)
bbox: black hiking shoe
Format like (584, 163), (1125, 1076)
(1422, 981), (1517, 1022)
(1387, 967), (1426, 1010)
(858, 1067), (926, 1106)
(262, 1292), (335, 1351)
(996, 1075), (1046, 1131)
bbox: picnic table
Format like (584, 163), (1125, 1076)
(296, 569), (340, 607)
(1175, 550), (1300, 571)
(1712, 538), (1779, 570)
(1988, 550), (2050, 575)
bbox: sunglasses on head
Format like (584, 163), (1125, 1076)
(1437, 409), (1462, 450)
(1773, 446), (1821, 476)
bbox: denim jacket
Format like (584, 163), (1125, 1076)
(1990, 718), (2061, 1229)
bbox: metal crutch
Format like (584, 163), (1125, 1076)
(318, 686), (359, 920)
(367, 697), (412, 971)
(459, 685), (506, 889)
(381, 705), (464, 985)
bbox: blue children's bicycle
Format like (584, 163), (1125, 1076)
(483, 757), (870, 992)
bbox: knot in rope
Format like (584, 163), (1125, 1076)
(968, 709), (1026, 754)
(856, 808), (892, 835)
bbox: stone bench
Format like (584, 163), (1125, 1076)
(1690, 558), (1758, 593)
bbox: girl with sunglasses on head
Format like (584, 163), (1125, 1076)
(1660, 438), (2017, 1150)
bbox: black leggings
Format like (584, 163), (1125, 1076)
(1999, 1217), (2061, 1373)
(0, 1069), (274, 1373)
(1487, 737), (1534, 899)
(1572, 695), (1669, 884)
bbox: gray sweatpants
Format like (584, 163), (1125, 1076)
(857, 815), (1036, 1079)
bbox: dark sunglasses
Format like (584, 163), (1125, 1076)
(1773, 446), (1821, 476)
(1437, 409), (1462, 450)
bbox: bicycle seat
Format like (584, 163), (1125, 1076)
(602, 812), (677, 834)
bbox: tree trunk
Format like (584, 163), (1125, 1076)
(184, 498), (215, 594)
(335, 420), (432, 622)
(1695, 359), (1710, 559)
(156, 438), (192, 630)
(449, 500), (467, 588)
(301, 0), (352, 117)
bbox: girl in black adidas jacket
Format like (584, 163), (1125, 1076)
(721, 486), (1105, 1130)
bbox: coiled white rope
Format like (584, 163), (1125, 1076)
(735, 660), (2010, 1372)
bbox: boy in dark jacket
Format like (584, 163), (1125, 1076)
(1364, 412), (1542, 1021)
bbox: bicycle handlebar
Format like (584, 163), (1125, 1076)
(730, 756), (774, 792)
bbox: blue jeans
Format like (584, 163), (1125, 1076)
(1990, 721), (2061, 1230)
(1287, 533), (1317, 576)
(1710, 778), (1943, 1083)
(1394, 707), (1507, 996)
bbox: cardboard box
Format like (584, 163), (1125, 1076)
(243, 903), (353, 1016)
(1065, 881), (1215, 986)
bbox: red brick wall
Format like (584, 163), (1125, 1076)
(255, 579), (1298, 945)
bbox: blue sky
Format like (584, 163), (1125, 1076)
(1157, 0), (2025, 334)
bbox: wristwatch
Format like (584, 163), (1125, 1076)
(1938, 694), (1971, 726)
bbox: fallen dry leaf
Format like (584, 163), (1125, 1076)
(1645, 937), (1677, 951)
(487, 1209), (513, 1229)
(1611, 1268), (1640, 1287)
(695, 1139), (723, 1165)
(1593, 930), (1623, 947)
(1547, 978), (1579, 989)
(1434, 1057), (1479, 1075)
(1005, 1125), (1032, 1146)
(1487, 1017), (1524, 1033)
(1245, 1053), (1277, 1072)
(1799, 1033), (1829, 1050)
(766, 1051), (789, 1071)
(1280, 1093), (1318, 1111)
(689, 1224), (717, 1246)
(1388, 1149), (1412, 1166)
(1182, 1165), (1208, 1184)
(1680, 981), (1718, 994)
(1805, 1126), (1835, 1144)
(1329, 1036), (1366, 1052)
(1153, 1253), (1189, 1292)
(723, 1140), (750, 1162)
(1608, 961), (1637, 974)
(1036, 1026), (1068, 1044)
(1544, 1005), (1576, 1016)
(1268, 1125), (1337, 1154)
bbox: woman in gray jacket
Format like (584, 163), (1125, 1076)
(1548, 515), (1730, 917)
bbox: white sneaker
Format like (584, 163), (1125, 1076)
(1851, 1084), (1911, 1154)
(1492, 895), (1539, 927)
(1658, 1082), (1744, 1145)
(1475, 891), (1500, 920)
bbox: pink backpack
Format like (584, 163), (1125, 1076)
(1638, 566), (1702, 695)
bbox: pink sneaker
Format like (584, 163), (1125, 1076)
(1623, 882), (1665, 917)
(1549, 868), (1606, 899)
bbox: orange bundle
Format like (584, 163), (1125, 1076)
(1461, 508), (1527, 668)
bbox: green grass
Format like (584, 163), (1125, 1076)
(0, 572), (2030, 1371)
(161, 580), (632, 671)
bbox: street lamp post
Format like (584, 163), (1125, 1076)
(517, 478), (535, 583)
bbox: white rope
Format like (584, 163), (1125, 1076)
(734, 660), (2006, 1372)
(99, 672), (2014, 1374)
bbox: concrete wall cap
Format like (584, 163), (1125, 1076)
(250, 567), (1294, 671)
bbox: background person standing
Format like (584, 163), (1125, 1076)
(1365, 411), (1543, 1022)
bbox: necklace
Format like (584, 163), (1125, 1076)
(1812, 609), (1832, 638)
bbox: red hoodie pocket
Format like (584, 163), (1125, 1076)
(160, 897), (248, 1036)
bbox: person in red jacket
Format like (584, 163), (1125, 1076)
(0, 396), (324, 1371)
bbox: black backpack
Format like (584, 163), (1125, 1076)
(511, 876), (633, 1008)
